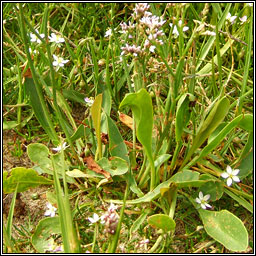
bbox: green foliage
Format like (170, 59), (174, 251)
(148, 214), (176, 232)
(31, 217), (61, 253)
(3, 168), (53, 194)
(199, 209), (248, 252)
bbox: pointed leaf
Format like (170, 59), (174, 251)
(91, 94), (103, 159)
(119, 88), (153, 164)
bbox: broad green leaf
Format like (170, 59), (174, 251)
(239, 114), (253, 132)
(199, 209), (248, 252)
(119, 88), (154, 166)
(91, 94), (103, 159)
(129, 211), (149, 238)
(175, 93), (195, 143)
(31, 217), (61, 253)
(3, 167), (53, 194)
(24, 77), (59, 145)
(181, 96), (230, 170)
(27, 143), (52, 170)
(97, 157), (129, 176)
(27, 143), (75, 183)
(148, 214), (176, 232)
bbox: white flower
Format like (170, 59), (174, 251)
(52, 142), (69, 152)
(52, 54), (69, 69)
(226, 12), (237, 24)
(195, 192), (212, 210)
(170, 22), (189, 38)
(44, 202), (57, 217)
(88, 213), (100, 225)
(30, 29), (45, 43)
(49, 33), (65, 44)
(105, 28), (112, 37)
(221, 165), (240, 187)
(239, 15), (247, 24)
(247, 3), (253, 7)
(149, 45), (156, 53)
(84, 97), (94, 107)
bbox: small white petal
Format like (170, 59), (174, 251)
(204, 194), (211, 201)
(226, 165), (233, 174)
(221, 172), (229, 179)
(227, 178), (233, 187)
(205, 203), (212, 208)
(199, 191), (204, 200)
(183, 26), (189, 32)
(232, 169), (240, 176)
(201, 204), (206, 209)
(232, 176), (240, 183)
(195, 198), (201, 204)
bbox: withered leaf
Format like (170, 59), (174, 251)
(84, 156), (111, 179)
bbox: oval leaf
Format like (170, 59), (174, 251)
(31, 217), (61, 253)
(148, 214), (176, 232)
(199, 209), (248, 252)
(239, 114), (253, 132)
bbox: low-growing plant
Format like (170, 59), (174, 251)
(3, 2), (253, 253)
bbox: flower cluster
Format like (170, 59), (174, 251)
(88, 203), (120, 235)
(132, 3), (150, 19)
(121, 43), (142, 57)
(29, 28), (68, 70)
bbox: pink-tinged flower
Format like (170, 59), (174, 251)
(84, 97), (94, 107)
(195, 192), (212, 210)
(239, 15), (247, 24)
(221, 166), (240, 187)
(226, 12), (237, 24)
(44, 202), (57, 217)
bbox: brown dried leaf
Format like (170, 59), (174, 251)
(84, 156), (111, 179)
(119, 112), (133, 130)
